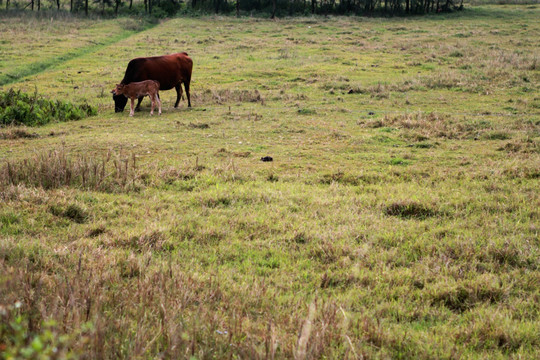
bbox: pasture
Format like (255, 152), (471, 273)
(1, 4), (539, 358)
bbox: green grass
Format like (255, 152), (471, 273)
(1, 5), (539, 359)
(0, 14), (154, 86)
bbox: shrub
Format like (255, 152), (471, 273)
(0, 89), (96, 127)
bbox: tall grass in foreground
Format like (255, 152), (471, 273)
(0, 256), (354, 359)
(0, 148), (143, 192)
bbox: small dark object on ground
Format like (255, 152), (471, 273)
(368, 111), (375, 115)
(261, 156), (273, 162)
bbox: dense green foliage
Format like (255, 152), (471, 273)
(0, 89), (96, 127)
(2, 0), (463, 17)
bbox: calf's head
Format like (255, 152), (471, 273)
(111, 84), (128, 113)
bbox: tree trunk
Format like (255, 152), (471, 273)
(271, 0), (276, 18)
(31, 0), (34, 10)
(85, 0), (88, 15)
(311, 0), (315, 14)
(236, 0), (239, 16)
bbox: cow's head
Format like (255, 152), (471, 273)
(112, 84), (128, 113)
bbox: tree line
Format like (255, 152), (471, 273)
(1, 0), (464, 16)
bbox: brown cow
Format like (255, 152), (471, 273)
(113, 52), (192, 113)
(112, 80), (161, 117)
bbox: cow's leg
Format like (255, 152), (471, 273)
(135, 96), (144, 112)
(157, 93), (162, 115)
(174, 83), (183, 108)
(129, 98), (135, 116)
(184, 80), (191, 108)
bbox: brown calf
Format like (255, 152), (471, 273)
(112, 80), (161, 116)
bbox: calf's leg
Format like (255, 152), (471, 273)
(129, 98), (135, 116)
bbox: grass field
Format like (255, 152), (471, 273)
(1, 4), (539, 359)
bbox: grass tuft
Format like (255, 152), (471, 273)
(49, 203), (88, 223)
(193, 89), (263, 105)
(86, 225), (106, 237)
(0, 127), (39, 139)
(384, 201), (438, 219)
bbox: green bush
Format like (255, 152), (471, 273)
(153, 1), (181, 17)
(0, 89), (96, 127)
(0, 302), (81, 359)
